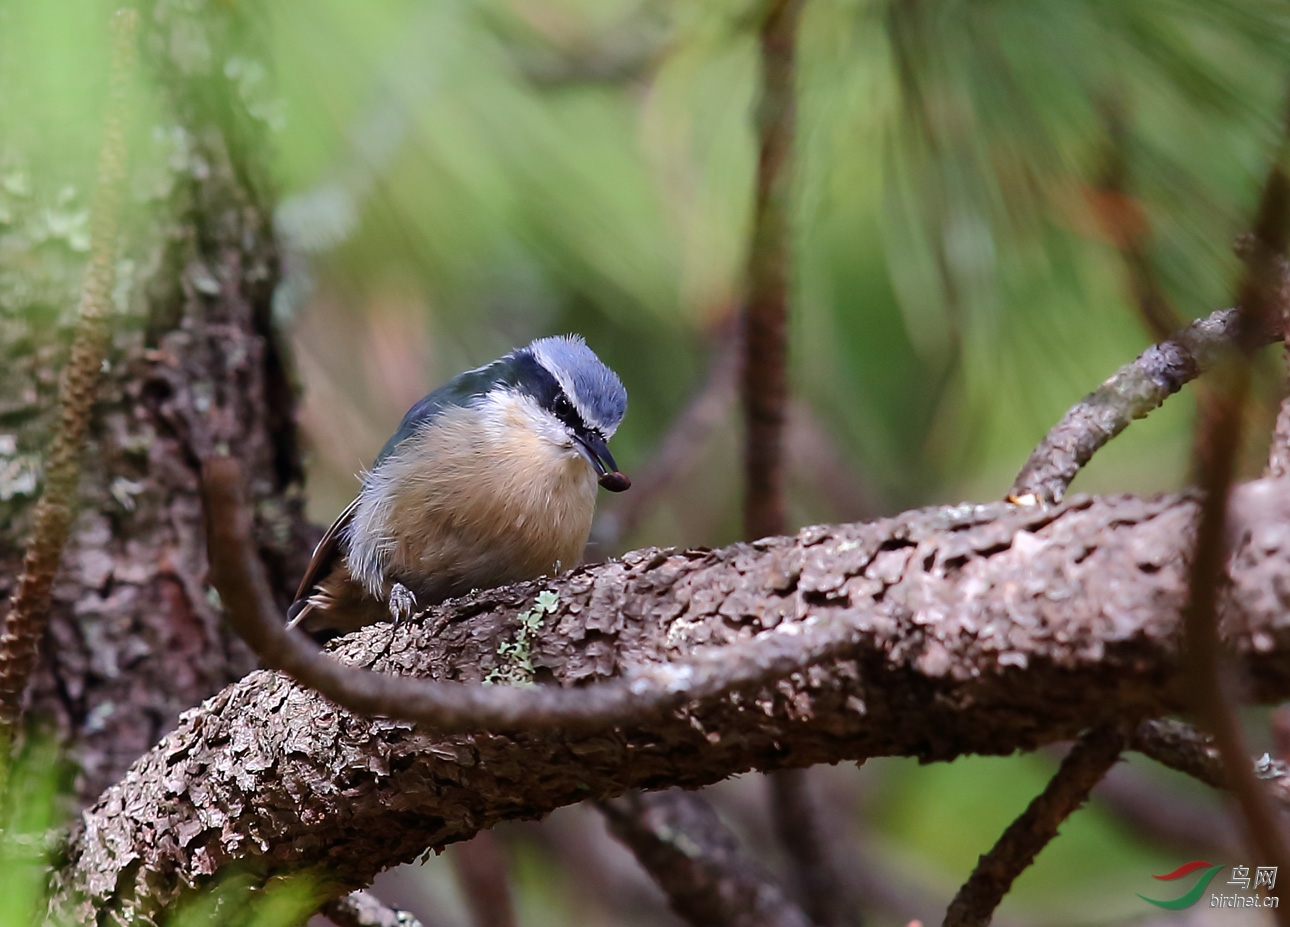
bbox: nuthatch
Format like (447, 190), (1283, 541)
(288, 334), (629, 637)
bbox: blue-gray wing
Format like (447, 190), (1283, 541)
(373, 363), (505, 465)
(288, 359), (513, 628)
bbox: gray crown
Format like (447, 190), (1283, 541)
(527, 335), (627, 437)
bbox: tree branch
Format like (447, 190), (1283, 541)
(449, 834), (516, 927)
(49, 475), (1290, 925)
(1131, 719), (1290, 810)
(741, 0), (802, 541)
(600, 790), (812, 927)
(943, 725), (1128, 927)
(1009, 307), (1282, 505)
(1181, 155), (1290, 920)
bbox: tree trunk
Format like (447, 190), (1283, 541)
(0, 0), (311, 804)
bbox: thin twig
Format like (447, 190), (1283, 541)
(741, 0), (802, 541)
(200, 456), (860, 735)
(1008, 306), (1283, 505)
(323, 890), (427, 927)
(450, 834), (517, 927)
(0, 8), (138, 729)
(1131, 719), (1290, 811)
(600, 790), (814, 927)
(942, 725), (1128, 927)
(1181, 146), (1290, 926)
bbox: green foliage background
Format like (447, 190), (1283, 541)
(5, 0), (1290, 922)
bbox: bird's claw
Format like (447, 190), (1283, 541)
(388, 583), (418, 624)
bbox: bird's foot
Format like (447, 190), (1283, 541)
(387, 583), (418, 624)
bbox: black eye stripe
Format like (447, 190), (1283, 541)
(551, 394), (586, 432)
(510, 350), (596, 433)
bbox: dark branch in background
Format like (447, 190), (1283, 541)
(323, 891), (428, 927)
(449, 835), (517, 927)
(1132, 719), (1290, 811)
(600, 791), (814, 927)
(942, 726), (1128, 927)
(1008, 306), (1282, 505)
(770, 769), (860, 927)
(200, 456), (860, 735)
(741, 0), (801, 542)
(738, 4), (856, 922)
(1264, 251), (1290, 477)
(1092, 95), (1184, 342)
(0, 9), (138, 730)
(1092, 760), (1240, 860)
(1182, 149), (1290, 922)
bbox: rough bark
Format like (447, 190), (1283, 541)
(0, 0), (311, 801)
(48, 477), (1290, 925)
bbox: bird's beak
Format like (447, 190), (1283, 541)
(576, 432), (631, 492)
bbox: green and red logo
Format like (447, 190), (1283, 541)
(1139, 861), (1225, 909)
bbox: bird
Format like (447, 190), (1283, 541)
(288, 334), (630, 638)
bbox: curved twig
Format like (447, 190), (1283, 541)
(1009, 307), (1281, 505)
(201, 456), (861, 735)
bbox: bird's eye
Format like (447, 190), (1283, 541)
(553, 394), (575, 421)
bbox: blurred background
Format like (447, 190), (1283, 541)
(9, 0), (1290, 923)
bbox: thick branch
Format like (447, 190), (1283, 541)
(52, 478), (1290, 925)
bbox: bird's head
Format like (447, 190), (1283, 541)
(505, 335), (631, 492)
